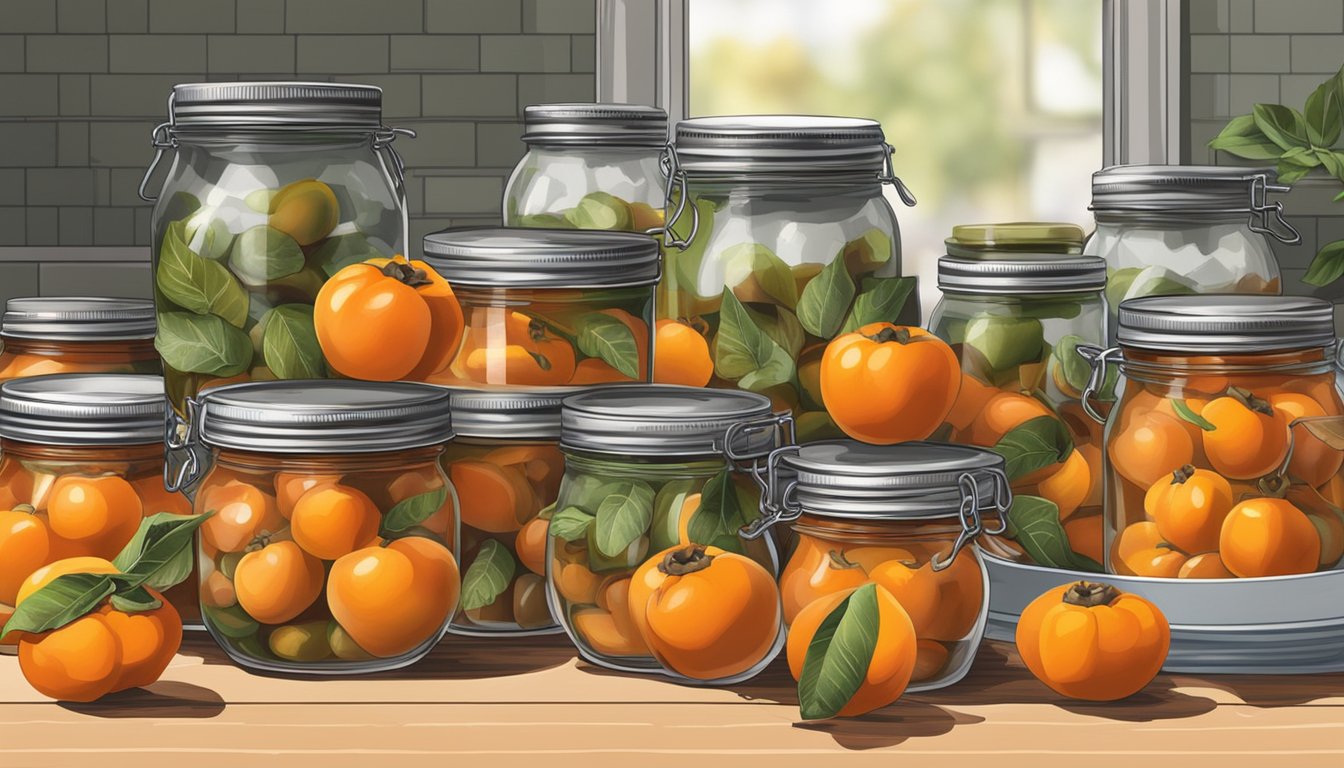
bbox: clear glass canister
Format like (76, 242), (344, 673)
(422, 228), (659, 387)
(445, 387), (567, 635)
(505, 103), (668, 232)
(551, 385), (789, 683)
(1086, 165), (1297, 341)
(1080, 296), (1344, 579)
(181, 381), (459, 674)
(758, 440), (1009, 691)
(0, 374), (194, 649)
(660, 116), (917, 439)
(927, 223), (1108, 570)
(0, 298), (160, 381)
(139, 82), (412, 423)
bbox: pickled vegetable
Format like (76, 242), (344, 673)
(511, 192), (664, 234)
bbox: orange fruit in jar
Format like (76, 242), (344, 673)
(592, 576), (648, 655)
(386, 469), (455, 537)
(912, 638), (951, 683)
(484, 444), (564, 504)
(131, 476), (191, 516)
(275, 472), (341, 519)
(1108, 408), (1194, 490)
(233, 540), (324, 625)
(461, 310), (576, 386)
(0, 461), (35, 509)
(653, 319), (714, 388)
(872, 550), (983, 642)
(515, 517), (550, 576)
(571, 607), (647, 656)
(46, 475), (143, 560)
(0, 507), (51, 606)
(1063, 515), (1104, 565)
(289, 483), (382, 560)
(568, 308), (648, 384)
(779, 545), (868, 625)
(327, 536), (460, 658)
(554, 560), (602, 605)
(1035, 449), (1091, 521)
(1111, 521), (1186, 578)
(1219, 497), (1321, 578)
(1177, 552), (1234, 579)
(1143, 464), (1234, 555)
(450, 460), (533, 533)
(962, 391), (1053, 448)
(1200, 394), (1290, 480)
(1268, 392), (1344, 487)
(1077, 443), (1105, 508)
(1306, 507), (1344, 568)
(198, 479), (284, 553)
(943, 373), (999, 433)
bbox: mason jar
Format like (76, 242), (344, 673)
(180, 381), (459, 675)
(504, 103), (668, 232)
(1079, 296), (1344, 579)
(927, 223), (1108, 571)
(445, 387), (568, 636)
(422, 228), (659, 387)
(661, 116), (917, 439)
(0, 298), (159, 381)
(551, 385), (789, 683)
(754, 440), (1009, 691)
(1086, 165), (1297, 342)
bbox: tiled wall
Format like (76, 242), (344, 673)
(0, 0), (595, 302)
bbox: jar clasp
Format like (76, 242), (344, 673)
(658, 143), (700, 250)
(1248, 173), (1302, 245)
(741, 443), (802, 540)
(163, 396), (204, 493)
(877, 143), (917, 207)
(1077, 344), (1122, 425)
(930, 468), (1011, 571)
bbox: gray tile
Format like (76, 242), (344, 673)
(0, 123), (56, 167)
(1187, 0), (1229, 33)
(423, 174), (504, 214)
(107, 0), (148, 33)
(408, 216), (456, 255)
(0, 209), (25, 245)
(91, 74), (192, 116)
(0, 264), (39, 301)
(1189, 35), (1230, 73)
(57, 121), (89, 167)
(1291, 35), (1344, 74)
(58, 0), (106, 32)
(1229, 0), (1254, 32)
(94, 207), (136, 244)
(285, 0), (423, 33)
(481, 34), (570, 73)
(236, 0), (283, 34)
(517, 73), (593, 110)
(389, 35), (479, 72)
(1254, 0), (1343, 33)
(0, 169), (23, 205)
(110, 34), (208, 72)
(111, 168), (146, 206)
(133, 205), (151, 244)
(1282, 74), (1330, 110)
(392, 121), (475, 167)
(427, 0), (521, 33)
(93, 166), (110, 204)
(349, 74), (419, 118)
(26, 207), (58, 246)
(41, 261), (153, 297)
(296, 35), (389, 73)
(60, 73), (91, 115)
(58, 206), (93, 244)
(26, 34), (109, 72)
(1229, 34), (1289, 73)
(423, 73), (517, 117)
(149, 0), (234, 32)
(0, 36), (24, 71)
(2, 0), (57, 32)
(0, 74), (59, 116)
(208, 34), (295, 73)
(475, 120), (524, 167)
(523, 0), (593, 34)
(1187, 74), (1231, 120)
(1228, 74), (1279, 114)
(90, 121), (154, 167)
(571, 34), (594, 73)
(1190, 119), (1230, 165)
(403, 174), (423, 214)
(27, 167), (97, 205)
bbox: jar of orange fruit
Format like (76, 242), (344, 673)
(182, 380), (460, 674)
(422, 228), (660, 387)
(0, 297), (159, 381)
(754, 440), (1009, 691)
(444, 388), (567, 635)
(0, 374), (193, 650)
(1080, 295), (1344, 579)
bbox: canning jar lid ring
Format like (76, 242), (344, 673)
(1090, 164), (1278, 212)
(0, 374), (166, 445)
(168, 81), (383, 130)
(1, 296), (157, 341)
(522, 103), (669, 147)
(674, 115), (889, 174)
(448, 386), (571, 439)
(559, 385), (778, 457)
(1116, 295), (1336, 353)
(422, 227), (661, 288)
(936, 254), (1107, 294)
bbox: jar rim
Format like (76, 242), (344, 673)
(560, 384), (778, 457)
(674, 115), (889, 177)
(448, 386), (571, 439)
(422, 227), (661, 288)
(0, 374), (165, 445)
(522, 103), (668, 147)
(2, 297), (156, 341)
(168, 81), (383, 130)
(1116, 295), (1335, 353)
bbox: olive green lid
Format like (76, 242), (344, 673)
(946, 222), (1085, 255)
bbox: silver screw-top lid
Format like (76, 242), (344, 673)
(2, 297), (156, 341)
(449, 387), (570, 440)
(522, 103), (668, 147)
(422, 227), (661, 288)
(937, 255), (1107, 294)
(674, 115), (889, 175)
(0, 374), (166, 445)
(561, 385), (777, 457)
(1117, 295), (1336, 353)
(195, 380), (452, 454)
(169, 82), (382, 129)
(1090, 164), (1277, 213)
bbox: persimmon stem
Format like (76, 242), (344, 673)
(659, 544), (714, 576)
(1061, 581), (1120, 608)
(1170, 464), (1196, 485)
(380, 260), (433, 288)
(1227, 385), (1274, 415)
(864, 326), (910, 344)
(827, 550), (863, 571)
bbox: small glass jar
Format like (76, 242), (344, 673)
(0, 374), (194, 649)
(181, 381), (459, 674)
(422, 228), (659, 387)
(1080, 296), (1344, 579)
(505, 103), (668, 232)
(927, 224), (1108, 570)
(444, 387), (568, 635)
(550, 385), (789, 682)
(661, 116), (917, 438)
(0, 298), (160, 381)
(1085, 165), (1297, 341)
(755, 440), (1009, 691)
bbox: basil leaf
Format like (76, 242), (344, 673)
(311, 233), (381, 278)
(1305, 240), (1344, 287)
(1316, 149), (1344, 182)
(1, 573), (117, 638)
(1305, 70), (1344, 148)
(155, 311), (253, 376)
(263, 304), (326, 380)
(594, 479), (655, 557)
(721, 242), (799, 309)
(382, 487), (449, 534)
(840, 276), (917, 334)
(685, 469), (746, 555)
(460, 539), (517, 612)
(112, 511), (213, 592)
(156, 219), (249, 328)
(110, 585), (163, 613)
(796, 256), (857, 339)
(992, 414), (1074, 482)
(1207, 114), (1286, 160)
(1004, 495), (1102, 572)
(1254, 103), (1312, 151)
(230, 225), (305, 286)
(576, 312), (641, 379)
(798, 582), (880, 720)
(550, 506), (596, 542)
(1171, 399), (1216, 431)
(713, 289), (795, 391)
(564, 191), (632, 231)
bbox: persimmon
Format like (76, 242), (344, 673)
(1036, 449), (1091, 521)
(1200, 392), (1290, 480)
(1219, 497), (1320, 577)
(327, 536), (461, 658)
(315, 255), (465, 382)
(515, 517), (549, 576)
(1269, 392), (1344, 487)
(1178, 552), (1234, 579)
(275, 472), (340, 519)
(1077, 443), (1104, 508)
(17, 614), (121, 702)
(290, 483), (381, 560)
(1016, 581), (1169, 701)
(0, 461), (34, 509)
(1111, 521), (1186, 577)
(1108, 408), (1194, 489)
(962, 391), (1052, 447)
(596, 577), (647, 654)
(1143, 464), (1234, 554)
(386, 468), (455, 536)
(131, 476), (191, 516)
(267, 178), (338, 245)
(872, 551), (983, 642)
(200, 568), (237, 608)
(944, 373), (998, 433)
(780, 547), (867, 625)
(912, 639), (951, 682)
(571, 607), (647, 656)
(198, 479), (283, 553)
(653, 319), (713, 387)
(461, 311), (577, 385)
(233, 540), (324, 625)
(1063, 515), (1103, 565)
(485, 444), (564, 503)
(820, 323), (960, 445)
(451, 460), (532, 533)
(46, 475), (142, 559)
(97, 592), (182, 690)
(16, 556), (119, 606)
(0, 506), (51, 605)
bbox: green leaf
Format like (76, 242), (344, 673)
(564, 191), (633, 231)
(109, 586), (163, 614)
(650, 479), (697, 552)
(155, 219), (249, 327)
(460, 539), (517, 612)
(1254, 103), (1312, 151)
(229, 225), (305, 286)
(514, 212), (572, 229)
(201, 603), (259, 639)
(382, 487), (448, 534)
(667, 196), (717, 295)
(964, 314), (1044, 373)
(1, 573), (117, 638)
(112, 511), (213, 592)
(992, 414), (1074, 482)
(594, 480), (655, 558)
(1276, 162), (1314, 184)
(842, 229), (894, 270)
(796, 256), (857, 339)
(155, 311), (253, 376)
(549, 506), (596, 542)
(310, 233), (381, 278)
(713, 289), (795, 391)
(685, 469), (746, 555)
(721, 243), (799, 308)
(748, 304), (805, 359)
(576, 312), (641, 379)
(1051, 334), (1093, 394)
(1303, 239), (1344, 287)
(839, 276), (917, 334)
(1171, 399), (1216, 431)
(1004, 495), (1103, 572)
(1280, 145), (1323, 168)
(1304, 70), (1344, 147)
(798, 582), (881, 720)
(263, 304), (326, 379)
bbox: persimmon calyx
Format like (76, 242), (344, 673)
(245, 526), (291, 553)
(827, 550), (863, 571)
(659, 544), (714, 576)
(1061, 581), (1120, 608)
(1227, 386), (1273, 415)
(379, 259), (433, 288)
(864, 326), (911, 345)
(1170, 464), (1197, 485)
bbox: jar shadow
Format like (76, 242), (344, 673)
(57, 681), (225, 719)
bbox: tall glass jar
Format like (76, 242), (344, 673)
(659, 116), (917, 439)
(1079, 296), (1344, 579)
(505, 103), (668, 232)
(0, 298), (159, 381)
(179, 381), (459, 675)
(550, 386), (789, 683)
(927, 224), (1108, 571)
(1086, 165), (1297, 341)
(422, 228), (659, 387)
(753, 440), (1009, 691)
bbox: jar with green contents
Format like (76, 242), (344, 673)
(505, 103), (668, 232)
(660, 116), (917, 439)
(927, 223), (1108, 571)
(0, 298), (160, 381)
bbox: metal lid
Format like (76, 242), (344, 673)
(946, 222), (1085, 255)
(1090, 164), (1278, 213)
(673, 115), (889, 175)
(449, 387), (570, 440)
(169, 81), (382, 129)
(937, 254), (1107, 294)
(2, 297), (156, 341)
(522, 103), (668, 147)
(194, 380), (452, 454)
(1116, 295), (1336, 353)
(422, 227), (661, 288)
(0, 374), (166, 445)
(560, 385), (778, 457)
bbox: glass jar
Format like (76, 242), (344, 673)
(927, 224), (1108, 570)
(444, 387), (567, 635)
(138, 82), (412, 423)
(422, 228), (659, 387)
(0, 298), (159, 381)
(551, 385), (789, 682)
(755, 440), (1009, 691)
(180, 381), (459, 674)
(0, 374), (194, 650)
(504, 103), (668, 231)
(1086, 165), (1297, 341)
(661, 116), (917, 440)
(1079, 296), (1344, 579)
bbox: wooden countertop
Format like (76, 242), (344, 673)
(1, 634), (1341, 768)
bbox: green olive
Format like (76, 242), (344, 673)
(269, 621), (334, 662)
(513, 573), (552, 629)
(203, 602), (259, 639)
(218, 551), (244, 580)
(327, 622), (374, 661)
(268, 179), (340, 246)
